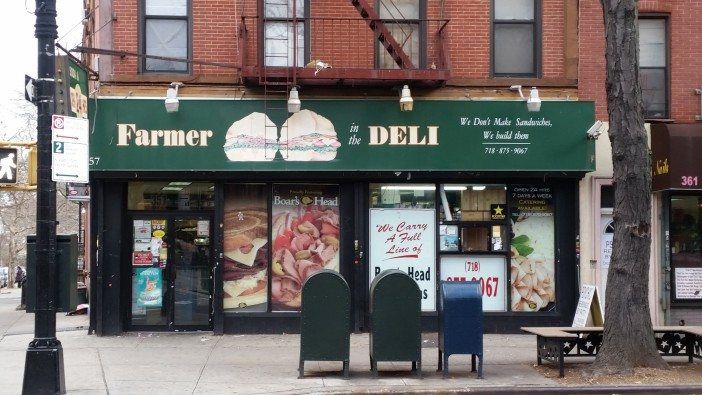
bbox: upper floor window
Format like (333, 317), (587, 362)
(638, 18), (668, 119)
(264, 0), (307, 67)
(492, 0), (539, 77)
(141, 0), (190, 73)
(377, 0), (424, 69)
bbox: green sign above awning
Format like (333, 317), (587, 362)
(88, 98), (595, 172)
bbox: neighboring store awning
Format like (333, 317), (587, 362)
(651, 123), (702, 192)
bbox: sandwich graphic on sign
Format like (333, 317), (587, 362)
(223, 112), (278, 161)
(280, 110), (341, 161)
(223, 110), (340, 162)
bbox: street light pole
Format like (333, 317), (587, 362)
(22, 0), (64, 393)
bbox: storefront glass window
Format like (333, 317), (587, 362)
(369, 184), (437, 311)
(271, 184), (341, 311)
(438, 184), (509, 311)
(128, 182), (214, 211)
(670, 196), (702, 302)
(508, 185), (555, 312)
(439, 184), (506, 221)
(223, 184), (269, 313)
(369, 184), (436, 208)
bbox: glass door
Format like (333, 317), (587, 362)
(129, 215), (213, 331)
(172, 218), (212, 328)
(130, 218), (170, 328)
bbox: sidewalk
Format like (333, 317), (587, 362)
(1, 329), (701, 395)
(0, 287), (89, 339)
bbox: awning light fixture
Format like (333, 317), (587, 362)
(165, 82), (182, 113)
(510, 85), (542, 112)
(400, 85), (414, 112)
(288, 87), (301, 113)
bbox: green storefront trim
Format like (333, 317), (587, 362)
(88, 98), (596, 173)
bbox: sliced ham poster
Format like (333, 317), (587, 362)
(369, 209), (436, 311)
(271, 184), (340, 311)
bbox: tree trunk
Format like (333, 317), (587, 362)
(592, 0), (667, 374)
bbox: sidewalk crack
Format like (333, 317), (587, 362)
(192, 335), (221, 394)
(97, 348), (110, 395)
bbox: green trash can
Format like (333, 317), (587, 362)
(369, 269), (422, 378)
(299, 269), (351, 379)
(25, 234), (78, 313)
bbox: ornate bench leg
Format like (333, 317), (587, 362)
(478, 354), (483, 379)
(416, 360), (422, 379)
(443, 354), (449, 379)
(437, 349), (443, 371)
(471, 354), (476, 372)
(412, 361), (417, 371)
(298, 360), (304, 379)
(559, 347), (565, 378)
(343, 360), (349, 379)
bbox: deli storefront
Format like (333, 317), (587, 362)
(88, 98), (596, 335)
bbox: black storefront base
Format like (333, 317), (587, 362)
(90, 173), (581, 336)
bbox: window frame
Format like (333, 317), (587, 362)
(138, 0), (192, 74)
(638, 14), (670, 120)
(490, 0), (541, 78)
(374, 0), (427, 70)
(260, 0), (311, 68)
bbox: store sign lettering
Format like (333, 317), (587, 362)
(655, 158), (669, 175)
(368, 125), (439, 146)
(117, 123), (214, 147)
(272, 195), (339, 206)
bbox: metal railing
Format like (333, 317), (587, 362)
(239, 16), (450, 80)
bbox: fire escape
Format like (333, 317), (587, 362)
(239, 0), (451, 87)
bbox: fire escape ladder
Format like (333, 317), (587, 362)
(350, 0), (415, 69)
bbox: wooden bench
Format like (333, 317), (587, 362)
(521, 326), (702, 377)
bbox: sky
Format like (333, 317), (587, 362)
(0, 1), (85, 102)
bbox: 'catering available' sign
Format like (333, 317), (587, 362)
(369, 209), (436, 311)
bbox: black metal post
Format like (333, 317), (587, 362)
(22, 1), (64, 394)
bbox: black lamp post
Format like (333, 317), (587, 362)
(22, 1), (64, 393)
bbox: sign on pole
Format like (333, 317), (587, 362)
(0, 148), (19, 184)
(51, 114), (89, 183)
(25, 75), (36, 104)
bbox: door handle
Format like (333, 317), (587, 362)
(354, 240), (364, 265)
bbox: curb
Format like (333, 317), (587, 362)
(3, 325), (89, 337)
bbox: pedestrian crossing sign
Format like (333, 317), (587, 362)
(0, 148), (18, 184)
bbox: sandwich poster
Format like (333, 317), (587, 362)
(223, 110), (341, 162)
(509, 185), (555, 312)
(271, 184), (340, 311)
(223, 184), (269, 312)
(369, 208), (436, 311)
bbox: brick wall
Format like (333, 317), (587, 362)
(579, 0), (702, 122)
(107, 0), (573, 83)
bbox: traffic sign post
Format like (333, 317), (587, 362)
(22, 1), (66, 393)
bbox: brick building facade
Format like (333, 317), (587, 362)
(577, 0), (702, 326)
(82, 0), (612, 334)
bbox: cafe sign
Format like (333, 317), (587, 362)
(652, 123), (702, 191)
(89, 99), (596, 172)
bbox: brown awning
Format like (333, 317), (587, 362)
(651, 123), (702, 192)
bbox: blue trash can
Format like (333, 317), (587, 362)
(438, 280), (483, 378)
